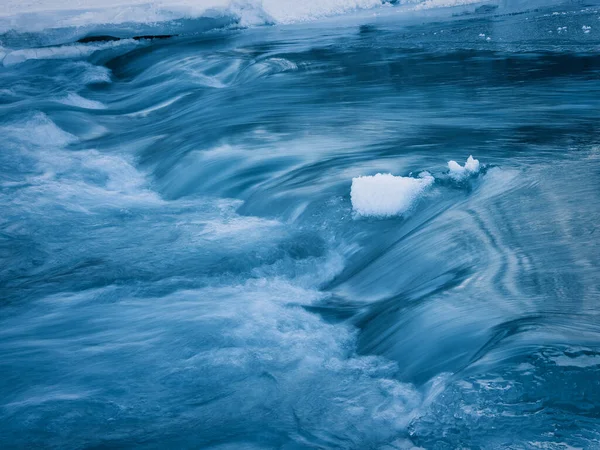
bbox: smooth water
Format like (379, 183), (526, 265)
(1, 1), (600, 448)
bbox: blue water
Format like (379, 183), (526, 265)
(2, 1), (600, 448)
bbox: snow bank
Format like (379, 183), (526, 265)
(0, 0), (387, 35)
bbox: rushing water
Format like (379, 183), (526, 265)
(1, 1), (600, 448)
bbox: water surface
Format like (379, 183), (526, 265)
(1, 1), (600, 448)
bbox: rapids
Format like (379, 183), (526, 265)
(1, 1), (600, 448)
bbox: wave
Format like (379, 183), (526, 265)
(58, 92), (107, 110)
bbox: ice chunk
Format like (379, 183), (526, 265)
(447, 155), (480, 181)
(351, 172), (434, 218)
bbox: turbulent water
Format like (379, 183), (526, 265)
(2, 0), (600, 448)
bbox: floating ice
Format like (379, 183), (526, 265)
(351, 172), (434, 218)
(447, 155), (480, 181)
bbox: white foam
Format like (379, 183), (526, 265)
(66, 62), (112, 84)
(1, 113), (161, 209)
(125, 93), (189, 117)
(351, 172), (434, 218)
(59, 93), (106, 109)
(3, 112), (77, 147)
(447, 155), (480, 181)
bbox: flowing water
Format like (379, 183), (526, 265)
(1, 1), (600, 448)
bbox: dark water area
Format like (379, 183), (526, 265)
(1, 1), (600, 448)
